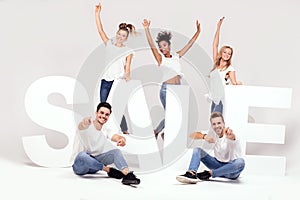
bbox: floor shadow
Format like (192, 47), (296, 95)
(207, 177), (243, 184)
(79, 174), (110, 179)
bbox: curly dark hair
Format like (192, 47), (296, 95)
(156, 31), (172, 45)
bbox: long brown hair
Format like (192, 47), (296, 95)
(211, 45), (233, 72)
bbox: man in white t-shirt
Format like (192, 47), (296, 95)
(71, 102), (140, 185)
(176, 112), (245, 184)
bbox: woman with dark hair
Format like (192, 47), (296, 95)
(95, 3), (136, 134)
(209, 17), (242, 114)
(142, 19), (201, 140)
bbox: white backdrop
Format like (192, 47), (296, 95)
(0, 0), (299, 177)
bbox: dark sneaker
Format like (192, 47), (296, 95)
(121, 172), (140, 185)
(107, 167), (124, 179)
(197, 170), (211, 180)
(154, 130), (159, 139)
(176, 171), (199, 184)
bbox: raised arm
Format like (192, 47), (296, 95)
(78, 116), (92, 130)
(177, 20), (201, 58)
(213, 17), (225, 61)
(142, 19), (162, 65)
(95, 3), (109, 44)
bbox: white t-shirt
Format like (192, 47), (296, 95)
(160, 53), (183, 82)
(102, 39), (135, 81)
(70, 124), (116, 162)
(214, 134), (243, 162)
(209, 65), (236, 104)
(202, 128), (243, 163)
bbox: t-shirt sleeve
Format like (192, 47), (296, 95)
(102, 125), (117, 140)
(105, 39), (113, 47)
(128, 48), (135, 57)
(226, 65), (236, 72)
(200, 130), (209, 135)
(122, 48), (135, 65)
(122, 47), (135, 58)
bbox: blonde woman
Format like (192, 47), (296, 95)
(209, 17), (242, 114)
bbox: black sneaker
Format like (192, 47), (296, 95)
(154, 130), (159, 139)
(121, 172), (140, 185)
(107, 167), (124, 179)
(176, 171), (199, 184)
(197, 170), (211, 180)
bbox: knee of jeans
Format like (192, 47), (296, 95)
(235, 158), (245, 170)
(193, 148), (206, 157)
(78, 151), (87, 156)
(192, 147), (200, 154)
(74, 156), (84, 165)
(72, 165), (81, 175)
(74, 152), (88, 164)
(111, 148), (122, 156)
(72, 161), (86, 175)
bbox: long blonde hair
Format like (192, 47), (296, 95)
(211, 45), (233, 72)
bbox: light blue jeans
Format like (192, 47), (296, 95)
(72, 149), (128, 175)
(188, 148), (245, 179)
(211, 100), (223, 114)
(155, 82), (180, 133)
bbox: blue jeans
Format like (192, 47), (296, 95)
(188, 148), (245, 179)
(72, 149), (128, 175)
(100, 79), (114, 103)
(154, 83), (167, 133)
(155, 82), (180, 133)
(100, 79), (128, 132)
(211, 100), (223, 114)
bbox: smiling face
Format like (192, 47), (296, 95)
(95, 106), (111, 125)
(210, 116), (225, 136)
(116, 29), (128, 44)
(158, 40), (171, 56)
(221, 47), (232, 61)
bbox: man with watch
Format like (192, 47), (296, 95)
(176, 112), (245, 184)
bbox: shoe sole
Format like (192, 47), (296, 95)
(198, 178), (210, 180)
(176, 176), (200, 184)
(122, 180), (140, 185)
